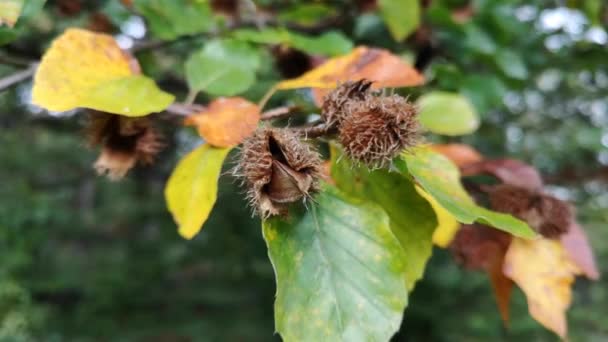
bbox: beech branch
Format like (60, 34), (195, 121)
(260, 106), (299, 121)
(0, 63), (38, 92)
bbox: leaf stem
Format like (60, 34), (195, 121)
(260, 105), (298, 121)
(257, 84), (278, 111)
(184, 89), (199, 105)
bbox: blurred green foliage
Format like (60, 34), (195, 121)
(1, 0), (607, 340)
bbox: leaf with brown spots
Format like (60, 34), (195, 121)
(185, 97), (260, 148)
(276, 46), (424, 105)
(503, 237), (582, 339)
(263, 185), (409, 341)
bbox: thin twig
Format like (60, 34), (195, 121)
(0, 63), (38, 92)
(166, 102), (205, 116)
(260, 105), (298, 121)
(291, 123), (334, 139)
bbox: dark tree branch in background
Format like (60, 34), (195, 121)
(0, 63), (38, 92)
(0, 54), (36, 67)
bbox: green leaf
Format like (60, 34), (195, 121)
(397, 147), (536, 239)
(583, 0), (602, 26)
(0, 27), (17, 45)
(134, 0), (214, 40)
(460, 75), (507, 116)
(464, 24), (496, 55)
(81, 75), (175, 117)
(0, 0), (46, 45)
(263, 185), (408, 341)
(232, 28), (353, 56)
(331, 146), (436, 290)
(165, 144), (231, 240)
(495, 49), (528, 80)
(185, 39), (260, 96)
(290, 31), (353, 56)
(378, 0), (420, 41)
(278, 3), (337, 27)
(417, 91), (479, 136)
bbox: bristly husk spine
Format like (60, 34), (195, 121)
(234, 127), (322, 218)
(338, 94), (419, 168)
(86, 113), (164, 180)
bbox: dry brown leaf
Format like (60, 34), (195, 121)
(503, 237), (582, 339)
(462, 159), (544, 190)
(430, 143), (483, 168)
(185, 97), (260, 148)
(450, 225), (513, 323)
(561, 223), (600, 280)
(487, 252), (513, 325)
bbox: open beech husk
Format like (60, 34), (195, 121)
(235, 127), (322, 218)
(87, 113), (163, 180)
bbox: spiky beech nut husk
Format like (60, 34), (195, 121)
(338, 94), (419, 168)
(86, 113), (164, 180)
(236, 127), (322, 218)
(450, 225), (511, 270)
(489, 184), (572, 238)
(321, 79), (373, 127)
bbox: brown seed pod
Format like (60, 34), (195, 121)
(450, 224), (511, 270)
(235, 127), (322, 218)
(489, 184), (572, 238)
(338, 94), (419, 168)
(321, 79), (373, 127)
(87, 113), (164, 180)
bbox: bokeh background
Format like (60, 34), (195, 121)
(1, 0), (607, 341)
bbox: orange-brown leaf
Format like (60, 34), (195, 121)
(561, 223), (600, 280)
(487, 252), (513, 325)
(185, 97), (260, 148)
(430, 144), (482, 168)
(450, 225), (513, 323)
(503, 238), (582, 339)
(276, 46), (424, 105)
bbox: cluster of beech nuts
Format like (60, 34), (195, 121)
(488, 184), (573, 238)
(236, 80), (420, 217)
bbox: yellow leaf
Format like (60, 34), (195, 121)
(185, 97), (260, 148)
(32, 28), (144, 113)
(415, 186), (460, 247)
(503, 238), (582, 338)
(165, 144), (231, 239)
(276, 46), (425, 101)
(0, 0), (22, 27)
